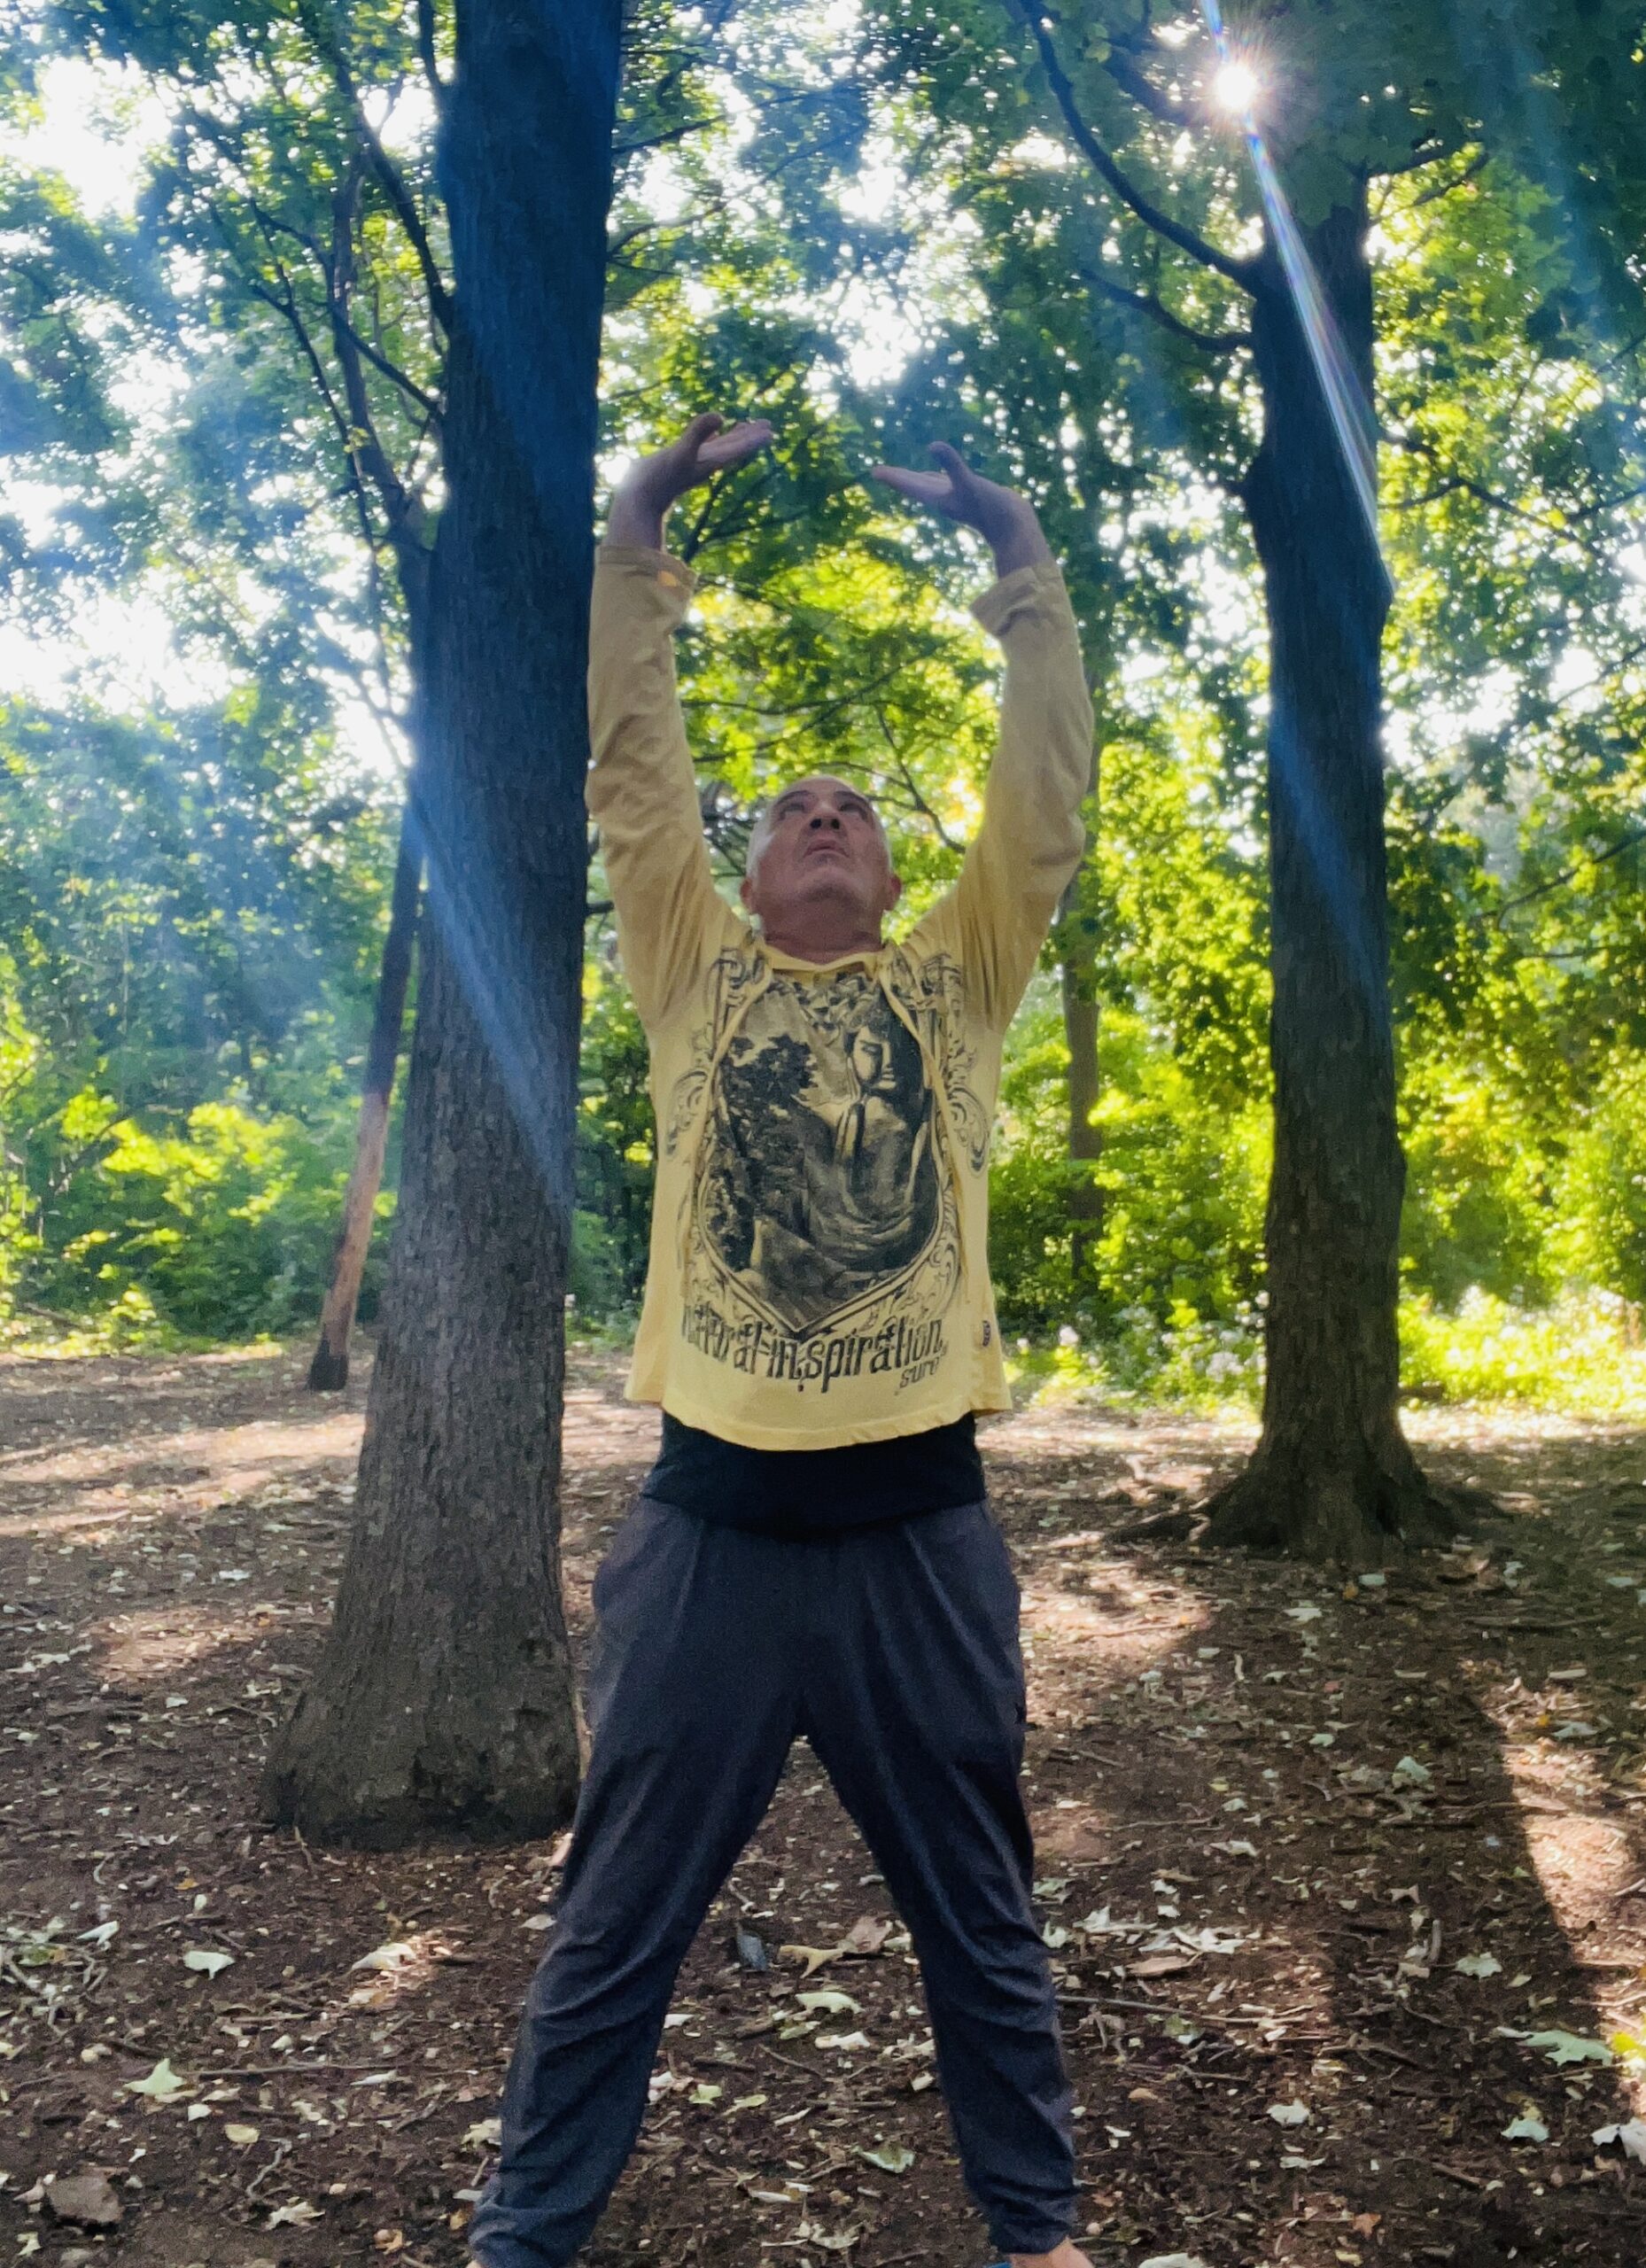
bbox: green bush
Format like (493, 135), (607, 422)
(37, 1098), (359, 1341)
(1399, 1061), (1555, 1306)
(1399, 1287), (1646, 1416)
(572, 967), (656, 1321)
(989, 996), (1269, 1337)
(1551, 1060), (1646, 1307)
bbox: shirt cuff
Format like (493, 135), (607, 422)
(596, 542), (697, 596)
(971, 559), (1067, 638)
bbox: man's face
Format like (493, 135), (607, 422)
(740, 776), (903, 939)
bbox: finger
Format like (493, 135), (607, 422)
(700, 418), (774, 469)
(870, 465), (954, 506)
(928, 440), (972, 481)
(670, 412), (726, 478)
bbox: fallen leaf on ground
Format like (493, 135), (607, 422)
(781, 1943), (842, 1977)
(351, 1941), (418, 1973)
(1268, 2101), (1310, 2126)
(1080, 1907), (1149, 1937)
(840, 1915), (892, 1956)
(1502, 2114), (1549, 2142)
(43, 2173), (122, 2229)
(266, 2201), (323, 2227)
(182, 1947), (234, 1977)
(856, 2142), (914, 2173)
(1130, 1953), (1197, 1978)
(125, 2056), (186, 2101)
(1502, 2028), (1614, 2066)
(1593, 2117), (1646, 2163)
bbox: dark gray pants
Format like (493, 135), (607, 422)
(466, 1498), (1076, 2265)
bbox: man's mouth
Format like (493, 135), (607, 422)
(804, 837), (849, 860)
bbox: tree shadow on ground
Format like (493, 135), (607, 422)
(999, 1397), (1646, 2265)
(3, 1351), (1646, 2265)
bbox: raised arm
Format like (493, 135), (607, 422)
(875, 447), (1093, 1027)
(586, 415), (772, 1027)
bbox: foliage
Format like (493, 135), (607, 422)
(990, 986), (1269, 1339)
(37, 1098), (359, 1340)
(4, 0), (1646, 1433)
(0, 688), (392, 1340)
(572, 963), (654, 1321)
(1551, 1059), (1646, 1309)
(1399, 1289), (1646, 1418)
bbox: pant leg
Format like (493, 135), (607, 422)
(800, 1502), (1075, 2258)
(467, 1503), (802, 2268)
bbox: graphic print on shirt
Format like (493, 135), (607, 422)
(668, 946), (983, 1394)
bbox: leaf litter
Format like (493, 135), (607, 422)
(5, 1348), (1646, 2263)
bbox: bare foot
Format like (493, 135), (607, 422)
(1007, 2244), (1094, 2268)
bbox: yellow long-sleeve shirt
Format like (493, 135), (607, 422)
(586, 543), (1092, 1449)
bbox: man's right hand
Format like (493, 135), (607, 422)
(606, 412), (774, 550)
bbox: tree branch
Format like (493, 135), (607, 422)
(1008, 0), (1258, 292)
(220, 193), (398, 675)
(1406, 146), (1489, 207)
(296, 0), (453, 335)
(614, 111), (727, 156)
(1495, 827), (1646, 926)
(876, 718), (965, 854)
(1101, 43), (1184, 128)
(1385, 434), (1578, 538)
(1076, 258), (1249, 353)
(324, 166), (433, 633)
(335, 303), (442, 426)
(415, 0), (446, 111)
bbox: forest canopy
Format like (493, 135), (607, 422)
(3, 0), (1645, 1418)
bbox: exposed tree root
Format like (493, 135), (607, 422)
(1204, 1440), (1464, 1565)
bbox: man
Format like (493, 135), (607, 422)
(467, 414), (1095, 2268)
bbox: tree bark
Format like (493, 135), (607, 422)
(262, 0), (624, 1845)
(1060, 939), (1102, 1286)
(1205, 195), (1456, 1564)
(307, 808), (420, 1392)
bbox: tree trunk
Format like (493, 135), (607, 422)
(307, 808), (420, 1392)
(1205, 195), (1455, 1564)
(261, 0), (624, 1845)
(1060, 948), (1102, 1286)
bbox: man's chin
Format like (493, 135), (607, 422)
(791, 871), (870, 911)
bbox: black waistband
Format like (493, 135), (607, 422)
(641, 1410), (985, 1536)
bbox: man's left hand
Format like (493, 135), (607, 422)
(872, 442), (1053, 578)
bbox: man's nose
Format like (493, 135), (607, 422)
(808, 812), (842, 829)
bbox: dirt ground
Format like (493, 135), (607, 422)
(3, 1346), (1646, 2267)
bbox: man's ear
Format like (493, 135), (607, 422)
(886, 870), (904, 910)
(740, 872), (757, 911)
